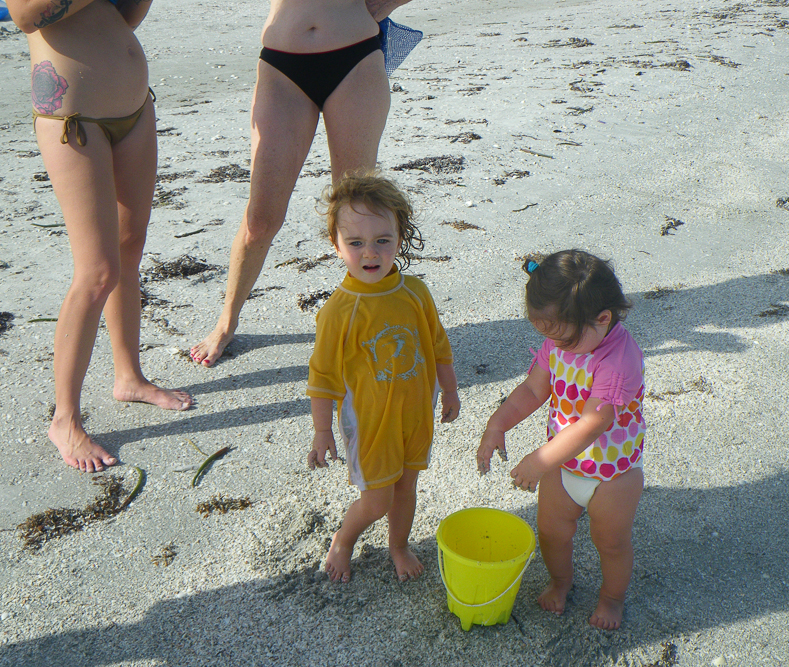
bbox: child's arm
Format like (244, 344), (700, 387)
(436, 362), (460, 423)
(477, 365), (551, 473)
(509, 398), (616, 491)
(307, 397), (337, 470)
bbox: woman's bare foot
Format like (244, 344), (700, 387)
(538, 578), (573, 615)
(190, 327), (234, 367)
(589, 594), (624, 630)
(390, 545), (424, 582)
(325, 532), (353, 583)
(113, 379), (193, 410)
(49, 416), (117, 473)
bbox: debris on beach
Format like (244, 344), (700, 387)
(392, 155), (464, 174)
(151, 542), (178, 566)
(298, 290), (333, 311)
(17, 471), (143, 551)
(275, 254), (334, 273)
(647, 376), (712, 400)
(545, 37), (594, 48)
(441, 220), (483, 231)
(152, 185), (187, 209)
(645, 641), (679, 667)
(190, 442), (232, 487)
(156, 170), (196, 183)
(708, 54), (740, 68)
(644, 285), (685, 299)
(247, 285), (285, 300)
(660, 216), (685, 236)
(196, 494), (252, 518)
(144, 255), (221, 281)
(199, 164), (250, 183)
(777, 197), (789, 211)
(447, 131), (482, 144)
(757, 303), (789, 318)
(403, 253), (451, 263)
(0, 312), (14, 336)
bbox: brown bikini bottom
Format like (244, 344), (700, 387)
(32, 88), (156, 147)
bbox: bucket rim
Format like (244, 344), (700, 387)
(436, 507), (536, 570)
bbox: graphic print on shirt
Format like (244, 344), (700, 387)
(548, 349), (645, 481)
(362, 323), (425, 382)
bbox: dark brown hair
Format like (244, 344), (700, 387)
(525, 249), (631, 347)
(322, 170), (424, 270)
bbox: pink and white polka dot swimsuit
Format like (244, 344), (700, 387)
(532, 322), (646, 482)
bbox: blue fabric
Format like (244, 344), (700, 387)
(378, 17), (423, 76)
(0, 1), (11, 21)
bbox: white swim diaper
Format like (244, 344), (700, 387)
(561, 459), (643, 508)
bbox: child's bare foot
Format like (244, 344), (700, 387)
(390, 545), (424, 582)
(113, 379), (193, 411)
(589, 594), (624, 630)
(49, 416), (117, 473)
(538, 578), (573, 615)
(190, 327), (233, 367)
(325, 532), (353, 583)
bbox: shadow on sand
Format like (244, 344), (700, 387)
(97, 271), (788, 450)
(2, 471), (787, 667)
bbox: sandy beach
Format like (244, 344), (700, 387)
(1, 0), (788, 664)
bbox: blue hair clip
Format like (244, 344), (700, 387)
(527, 260), (539, 273)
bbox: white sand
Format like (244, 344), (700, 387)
(1, 0), (788, 665)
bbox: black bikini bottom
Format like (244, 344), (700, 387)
(260, 32), (383, 110)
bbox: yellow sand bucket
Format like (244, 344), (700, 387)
(436, 507), (536, 631)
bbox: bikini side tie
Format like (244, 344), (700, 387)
(60, 113), (87, 147)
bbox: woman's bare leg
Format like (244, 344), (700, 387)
(190, 62), (320, 366)
(536, 468), (584, 614)
(587, 467), (643, 630)
(387, 468), (423, 581)
(104, 98), (192, 410)
(37, 120), (122, 472)
(323, 49), (390, 182)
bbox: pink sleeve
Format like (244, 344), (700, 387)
(589, 333), (644, 411)
(528, 339), (554, 374)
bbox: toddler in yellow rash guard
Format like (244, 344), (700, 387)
(307, 171), (460, 583)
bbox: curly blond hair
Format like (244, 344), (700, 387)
(321, 170), (424, 270)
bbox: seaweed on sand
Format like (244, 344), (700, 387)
(145, 255), (221, 281)
(17, 471), (144, 551)
(196, 494), (252, 518)
(0, 312), (14, 336)
(392, 156), (465, 174)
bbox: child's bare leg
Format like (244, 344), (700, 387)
(587, 467), (643, 630)
(536, 468), (584, 614)
(327, 484), (394, 583)
(105, 100), (192, 410)
(387, 468), (423, 581)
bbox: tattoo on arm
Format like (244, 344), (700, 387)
(31, 61), (69, 114)
(34, 0), (73, 28)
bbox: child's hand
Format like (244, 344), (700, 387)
(509, 453), (546, 493)
(477, 428), (508, 475)
(441, 390), (461, 423)
(308, 430), (337, 470)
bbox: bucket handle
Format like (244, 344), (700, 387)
(437, 546), (535, 609)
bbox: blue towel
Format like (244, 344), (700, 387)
(0, 1), (11, 22)
(378, 17), (423, 76)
